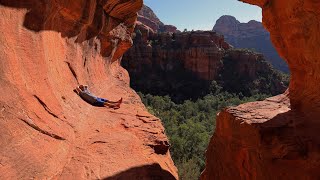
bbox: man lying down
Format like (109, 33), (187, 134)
(74, 85), (122, 109)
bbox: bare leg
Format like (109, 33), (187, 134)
(104, 102), (119, 109)
(104, 99), (121, 109)
(105, 98), (122, 104)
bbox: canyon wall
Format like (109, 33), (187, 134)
(0, 0), (178, 179)
(213, 15), (289, 73)
(124, 28), (231, 81)
(122, 24), (286, 102)
(202, 0), (320, 179)
(122, 28), (228, 101)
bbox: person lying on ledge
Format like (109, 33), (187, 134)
(74, 85), (122, 109)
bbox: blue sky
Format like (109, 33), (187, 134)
(144, 0), (262, 31)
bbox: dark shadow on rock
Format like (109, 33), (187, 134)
(0, 0), (101, 40)
(250, 109), (320, 178)
(0, 0), (134, 59)
(259, 108), (320, 161)
(103, 163), (176, 180)
(202, 98), (320, 179)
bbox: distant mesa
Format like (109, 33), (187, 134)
(213, 15), (289, 73)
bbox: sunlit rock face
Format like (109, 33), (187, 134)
(202, 0), (320, 179)
(0, 0), (178, 179)
(137, 4), (178, 33)
(241, 0), (320, 114)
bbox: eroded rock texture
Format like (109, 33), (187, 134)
(240, 0), (320, 116)
(0, 0), (178, 179)
(202, 0), (320, 179)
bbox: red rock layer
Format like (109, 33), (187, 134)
(202, 93), (320, 180)
(202, 0), (320, 179)
(123, 25), (231, 81)
(122, 24), (286, 99)
(0, 0), (178, 179)
(137, 5), (178, 33)
(240, 0), (320, 115)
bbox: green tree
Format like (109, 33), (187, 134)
(138, 92), (271, 179)
(177, 158), (201, 180)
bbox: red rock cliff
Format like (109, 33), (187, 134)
(0, 0), (178, 179)
(138, 5), (178, 33)
(122, 24), (286, 102)
(123, 27), (231, 81)
(202, 0), (320, 179)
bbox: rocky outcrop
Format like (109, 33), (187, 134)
(122, 24), (286, 101)
(137, 5), (178, 33)
(124, 26), (231, 80)
(122, 28), (227, 101)
(137, 4), (162, 32)
(162, 25), (178, 33)
(202, 0), (320, 179)
(213, 15), (289, 73)
(0, 0), (178, 179)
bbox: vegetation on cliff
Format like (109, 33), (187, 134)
(123, 29), (288, 103)
(124, 8), (290, 179)
(124, 28), (289, 179)
(138, 90), (270, 179)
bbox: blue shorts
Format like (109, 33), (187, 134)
(93, 98), (108, 107)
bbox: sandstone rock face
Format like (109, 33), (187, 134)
(246, 0), (320, 114)
(138, 4), (163, 32)
(124, 27), (231, 80)
(137, 5), (178, 33)
(122, 28), (229, 101)
(162, 25), (178, 33)
(122, 25), (286, 101)
(0, 0), (178, 179)
(202, 0), (320, 179)
(213, 15), (289, 73)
